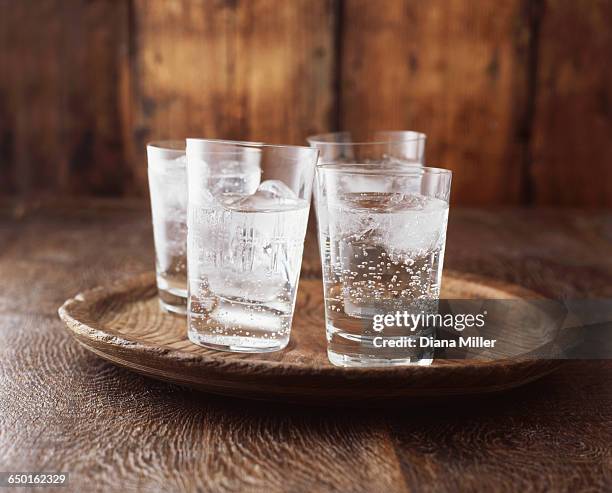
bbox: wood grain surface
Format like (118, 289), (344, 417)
(530, 0), (612, 206)
(1, 200), (611, 492)
(126, 0), (336, 195)
(341, 0), (530, 205)
(0, 0), (129, 197)
(2, 0), (612, 206)
(59, 272), (561, 402)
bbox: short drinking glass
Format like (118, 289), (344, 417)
(147, 141), (188, 314)
(186, 139), (318, 352)
(315, 164), (452, 366)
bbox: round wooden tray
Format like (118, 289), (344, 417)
(58, 272), (561, 404)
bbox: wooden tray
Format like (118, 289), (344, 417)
(58, 272), (561, 404)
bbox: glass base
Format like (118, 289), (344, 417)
(327, 348), (433, 368)
(188, 328), (288, 353)
(187, 291), (292, 353)
(158, 288), (187, 316)
(326, 323), (434, 367)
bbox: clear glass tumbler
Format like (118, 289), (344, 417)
(307, 131), (426, 165)
(186, 139), (318, 353)
(315, 164), (452, 367)
(147, 141), (188, 315)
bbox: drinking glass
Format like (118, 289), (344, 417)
(186, 139), (318, 352)
(147, 141), (188, 314)
(315, 163), (452, 367)
(307, 130), (426, 165)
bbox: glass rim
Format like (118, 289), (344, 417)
(306, 130), (427, 146)
(316, 163), (451, 176)
(186, 138), (318, 154)
(147, 140), (185, 151)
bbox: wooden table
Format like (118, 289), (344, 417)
(1, 200), (611, 492)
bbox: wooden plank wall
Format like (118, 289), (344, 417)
(0, 0), (129, 197)
(341, 0), (532, 205)
(530, 0), (612, 206)
(0, 0), (610, 206)
(126, 0), (336, 195)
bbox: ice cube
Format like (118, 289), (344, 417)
(226, 180), (299, 211)
(209, 160), (261, 196)
(172, 155), (187, 167)
(385, 195), (449, 254)
(257, 180), (297, 199)
(207, 266), (288, 303)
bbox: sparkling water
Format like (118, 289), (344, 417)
(319, 192), (449, 364)
(188, 180), (309, 352)
(149, 155), (261, 314)
(148, 155), (188, 313)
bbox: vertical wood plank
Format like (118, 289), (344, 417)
(530, 0), (612, 206)
(0, 0), (129, 198)
(0, 0), (64, 197)
(341, 0), (532, 206)
(128, 0), (337, 195)
(61, 1), (130, 196)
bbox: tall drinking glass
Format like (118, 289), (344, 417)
(186, 139), (318, 353)
(315, 164), (452, 367)
(307, 131), (426, 165)
(147, 141), (188, 314)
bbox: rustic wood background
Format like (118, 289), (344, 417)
(1, 0), (611, 206)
